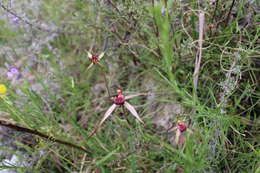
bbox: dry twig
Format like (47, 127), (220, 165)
(193, 12), (205, 93)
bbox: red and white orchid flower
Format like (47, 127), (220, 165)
(99, 89), (144, 126)
(168, 120), (193, 147)
(87, 51), (105, 69)
(88, 89), (145, 138)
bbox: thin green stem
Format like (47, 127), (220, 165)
(98, 63), (111, 97)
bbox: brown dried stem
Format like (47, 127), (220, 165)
(0, 120), (89, 153)
(193, 12), (205, 94)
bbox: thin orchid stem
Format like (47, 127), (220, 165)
(98, 64), (111, 97)
(87, 125), (100, 139)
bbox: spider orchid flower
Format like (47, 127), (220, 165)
(174, 120), (193, 147)
(87, 51), (105, 69)
(88, 89), (149, 139)
(99, 89), (144, 126)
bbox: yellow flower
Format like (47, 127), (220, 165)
(0, 84), (7, 97)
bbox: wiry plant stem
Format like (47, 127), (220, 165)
(225, 0), (236, 27)
(100, 67), (111, 97)
(0, 120), (89, 153)
(0, 4), (88, 35)
(212, 0), (219, 22)
(193, 12), (205, 95)
(87, 125), (100, 139)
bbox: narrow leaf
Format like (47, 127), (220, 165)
(95, 147), (119, 166)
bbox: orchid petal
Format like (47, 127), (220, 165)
(125, 93), (147, 100)
(124, 101), (143, 123)
(87, 63), (94, 70)
(167, 126), (177, 133)
(175, 129), (181, 145)
(97, 62), (104, 68)
(99, 104), (117, 126)
(87, 51), (92, 59)
(98, 52), (105, 60)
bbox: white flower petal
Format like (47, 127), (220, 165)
(175, 129), (181, 145)
(124, 101), (143, 123)
(98, 52), (105, 60)
(99, 104), (117, 126)
(125, 93), (147, 100)
(97, 62), (104, 68)
(87, 51), (92, 59)
(87, 63), (94, 70)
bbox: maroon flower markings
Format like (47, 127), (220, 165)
(113, 89), (125, 105)
(87, 52), (105, 69)
(91, 55), (99, 64)
(98, 89), (144, 126)
(177, 121), (187, 132)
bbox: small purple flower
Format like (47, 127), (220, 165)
(7, 66), (22, 80)
(11, 16), (19, 23)
(10, 16), (20, 28)
(10, 67), (19, 74)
